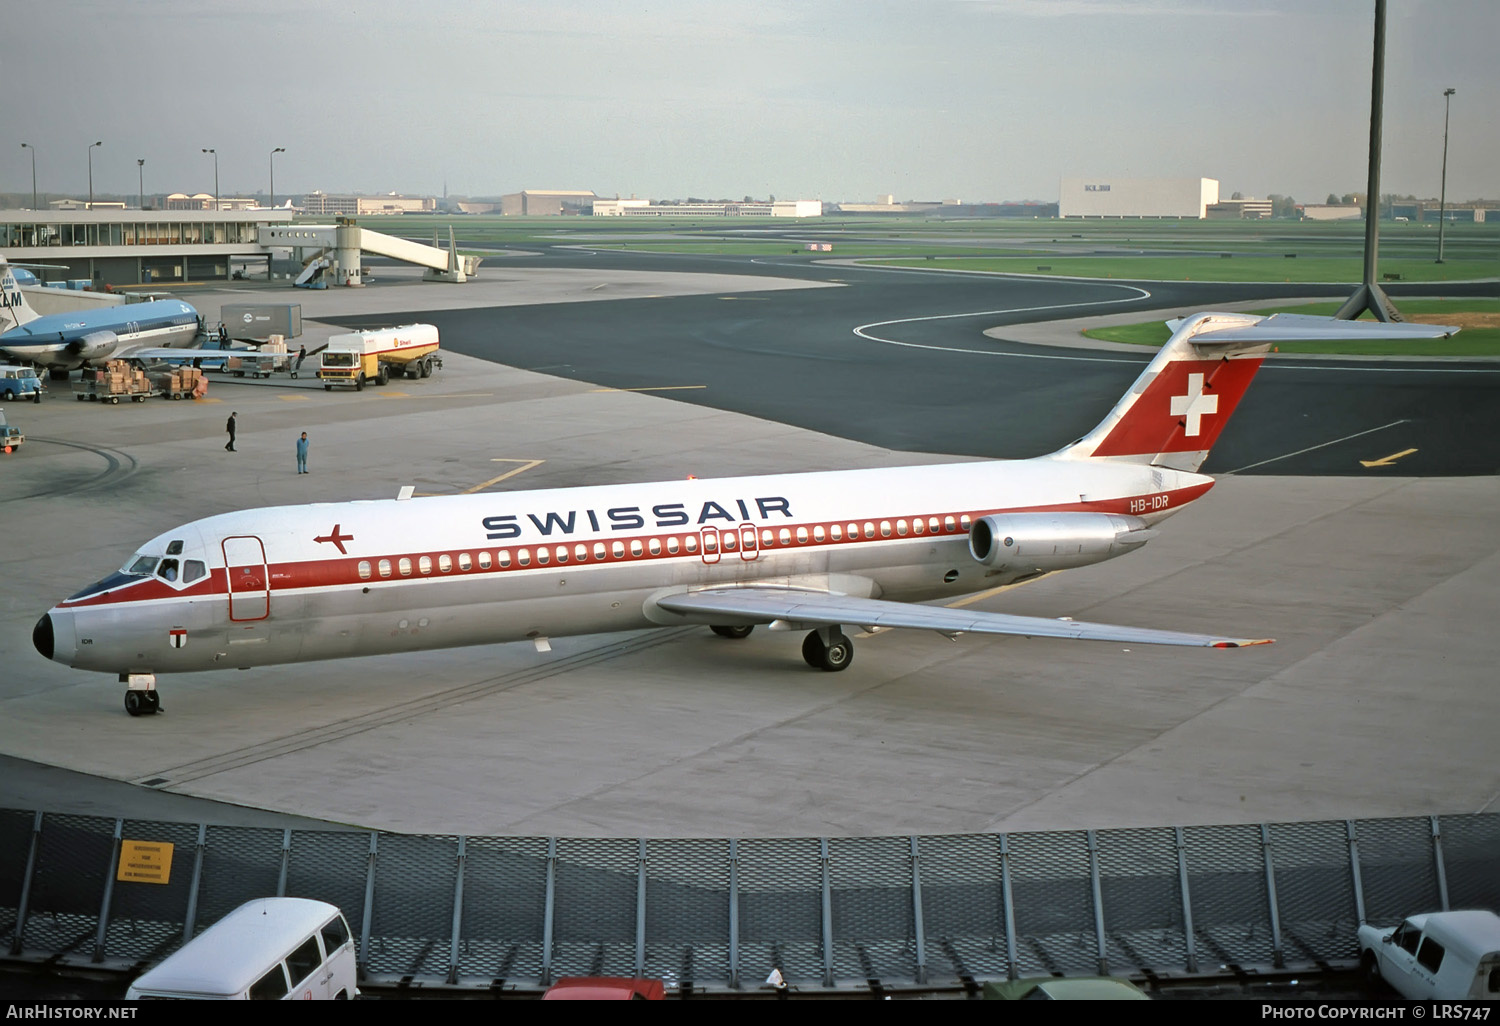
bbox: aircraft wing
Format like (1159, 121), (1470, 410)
(654, 587), (1272, 649)
(121, 345), (247, 362)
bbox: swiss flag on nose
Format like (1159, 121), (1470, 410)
(1091, 357), (1263, 458)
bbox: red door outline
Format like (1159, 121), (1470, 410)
(739, 524), (759, 561)
(222, 535), (269, 621)
(699, 528), (721, 565)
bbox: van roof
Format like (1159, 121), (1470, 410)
(129, 898), (341, 997)
(1407, 910), (1500, 962)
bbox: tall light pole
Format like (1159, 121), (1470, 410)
(202, 148), (218, 210)
(21, 143), (36, 210)
(87, 140), (102, 209)
(137, 159), (145, 210)
(270, 147), (285, 208)
(1437, 87), (1456, 264)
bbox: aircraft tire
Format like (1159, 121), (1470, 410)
(820, 633), (854, 672)
(711, 625), (754, 639)
(802, 630), (825, 667)
(124, 691), (147, 717)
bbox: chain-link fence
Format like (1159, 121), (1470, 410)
(2, 808), (1495, 993)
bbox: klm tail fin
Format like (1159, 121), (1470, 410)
(1057, 312), (1459, 472)
(1, 259), (41, 333)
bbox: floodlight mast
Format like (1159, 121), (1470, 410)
(1436, 88), (1455, 264)
(1336, 0), (1402, 323)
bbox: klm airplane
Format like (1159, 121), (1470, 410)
(1, 259), (202, 372)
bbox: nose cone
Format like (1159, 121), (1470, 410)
(33, 612), (54, 661)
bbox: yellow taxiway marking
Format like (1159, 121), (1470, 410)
(372, 391), (411, 399)
(277, 394), (313, 401)
(1360, 448), (1417, 468)
(588, 385), (707, 393)
(944, 574), (1050, 610)
(462, 459), (546, 494)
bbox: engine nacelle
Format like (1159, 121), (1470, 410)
(70, 330), (119, 362)
(969, 512), (1154, 572)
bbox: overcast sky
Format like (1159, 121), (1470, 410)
(6, 0), (1496, 204)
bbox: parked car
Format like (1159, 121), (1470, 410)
(542, 977), (665, 1000)
(1358, 909), (1500, 1000)
(982, 976), (1150, 1000)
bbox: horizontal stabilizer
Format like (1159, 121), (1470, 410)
(656, 587), (1272, 649)
(1165, 312), (1459, 345)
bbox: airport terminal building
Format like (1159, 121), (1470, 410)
(2, 208), (295, 286)
(1059, 178), (1220, 219)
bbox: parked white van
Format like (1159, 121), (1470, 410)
(1358, 909), (1500, 1000)
(126, 897), (359, 1000)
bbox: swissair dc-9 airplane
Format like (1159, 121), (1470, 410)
(33, 311), (1455, 716)
(1, 259), (201, 372)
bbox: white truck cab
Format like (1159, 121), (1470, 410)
(1359, 909), (1500, 1000)
(126, 897), (359, 1000)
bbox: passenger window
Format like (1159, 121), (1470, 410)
(555, 546), (569, 563)
(458, 553), (471, 571)
(575, 544), (588, 561)
(944, 516), (956, 532)
(629, 540), (643, 557)
(667, 537), (680, 555)
(286, 936), (323, 987)
(536, 547), (550, 565)
(880, 521), (892, 538)
(912, 519), (924, 535)
(594, 542), (607, 560)
(398, 558), (412, 576)
(684, 535), (698, 554)
(357, 561), (372, 580)
(761, 529), (773, 545)
(648, 538), (662, 556)
(248, 964), (288, 1000)
(478, 552), (492, 570)
(157, 559), (179, 582)
(813, 526), (825, 542)
(184, 560), (207, 584)
(498, 550), (511, 568)
(518, 549), (531, 567)
(378, 559), (392, 578)
(321, 915), (350, 955)
(438, 554), (453, 573)
(702, 533), (717, 553)
(612, 541), (625, 558)
(960, 515), (972, 530)
(830, 525), (843, 542)
(722, 533), (737, 551)
(1417, 938), (1446, 974)
(863, 522), (875, 539)
(897, 520), (908, 536)
(418, 556), (432, 575)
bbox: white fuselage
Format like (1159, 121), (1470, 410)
(40, 456), (1211, 676)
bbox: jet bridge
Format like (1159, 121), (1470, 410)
(258, 218), (480, 286)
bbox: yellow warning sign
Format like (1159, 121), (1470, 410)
(117, 840), (174, 884)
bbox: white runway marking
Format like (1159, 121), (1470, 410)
(1221, 419), (1411, 474)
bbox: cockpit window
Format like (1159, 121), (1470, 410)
(166, 540), (184, 555)
(126, 555), (159, 576)
(183, 560), (206, 584)
(157, 559), (179, 583)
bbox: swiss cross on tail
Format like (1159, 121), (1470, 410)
(1092, 357), (1263, 460)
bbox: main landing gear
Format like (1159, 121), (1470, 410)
(121, 673), (162, 717)
(707, 624), (855, 672)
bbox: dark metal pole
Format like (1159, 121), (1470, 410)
(270, 147), (284, 208)
(22, 143), (36, 210)
(137, 159), (144, 210)
(1336, 0), (1402, 322)
(87, 141), (101, 209)
(1437, 88), (1455, 263)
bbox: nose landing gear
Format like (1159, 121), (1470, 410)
(121, 673), (162, 716)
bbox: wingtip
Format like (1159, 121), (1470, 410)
(1212, 638), (1275, 649)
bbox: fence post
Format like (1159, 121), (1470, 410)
(276, 829), (291, 896)
(447, 836), (466, 984)
(820, 837), (834, 988)
(727, 838), (740, 990)
(1347, 821), (1367, 926)
(182, 823), (207, 944)
(909, 836), (927, 985)
(1430, 816), (1450, 912)
(1260, 824), (1284, 969)
(359, 833), (377, 971)
(1087, 830), (1108, 976)
(635, 838), (648, 979)
(92, 819), (123, 963)
(1175, 826), (1197, 974)
(999, 834), (1017, 980)
(10, 811), (43, 956)
(541, 837), (557, 986)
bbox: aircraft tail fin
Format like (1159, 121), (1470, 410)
(1056, 311), (1459, 472)
(1, 258), (41, 332)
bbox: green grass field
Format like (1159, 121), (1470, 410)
(1082, 300), (1500, 356)
(867, 255), (1499, 283)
